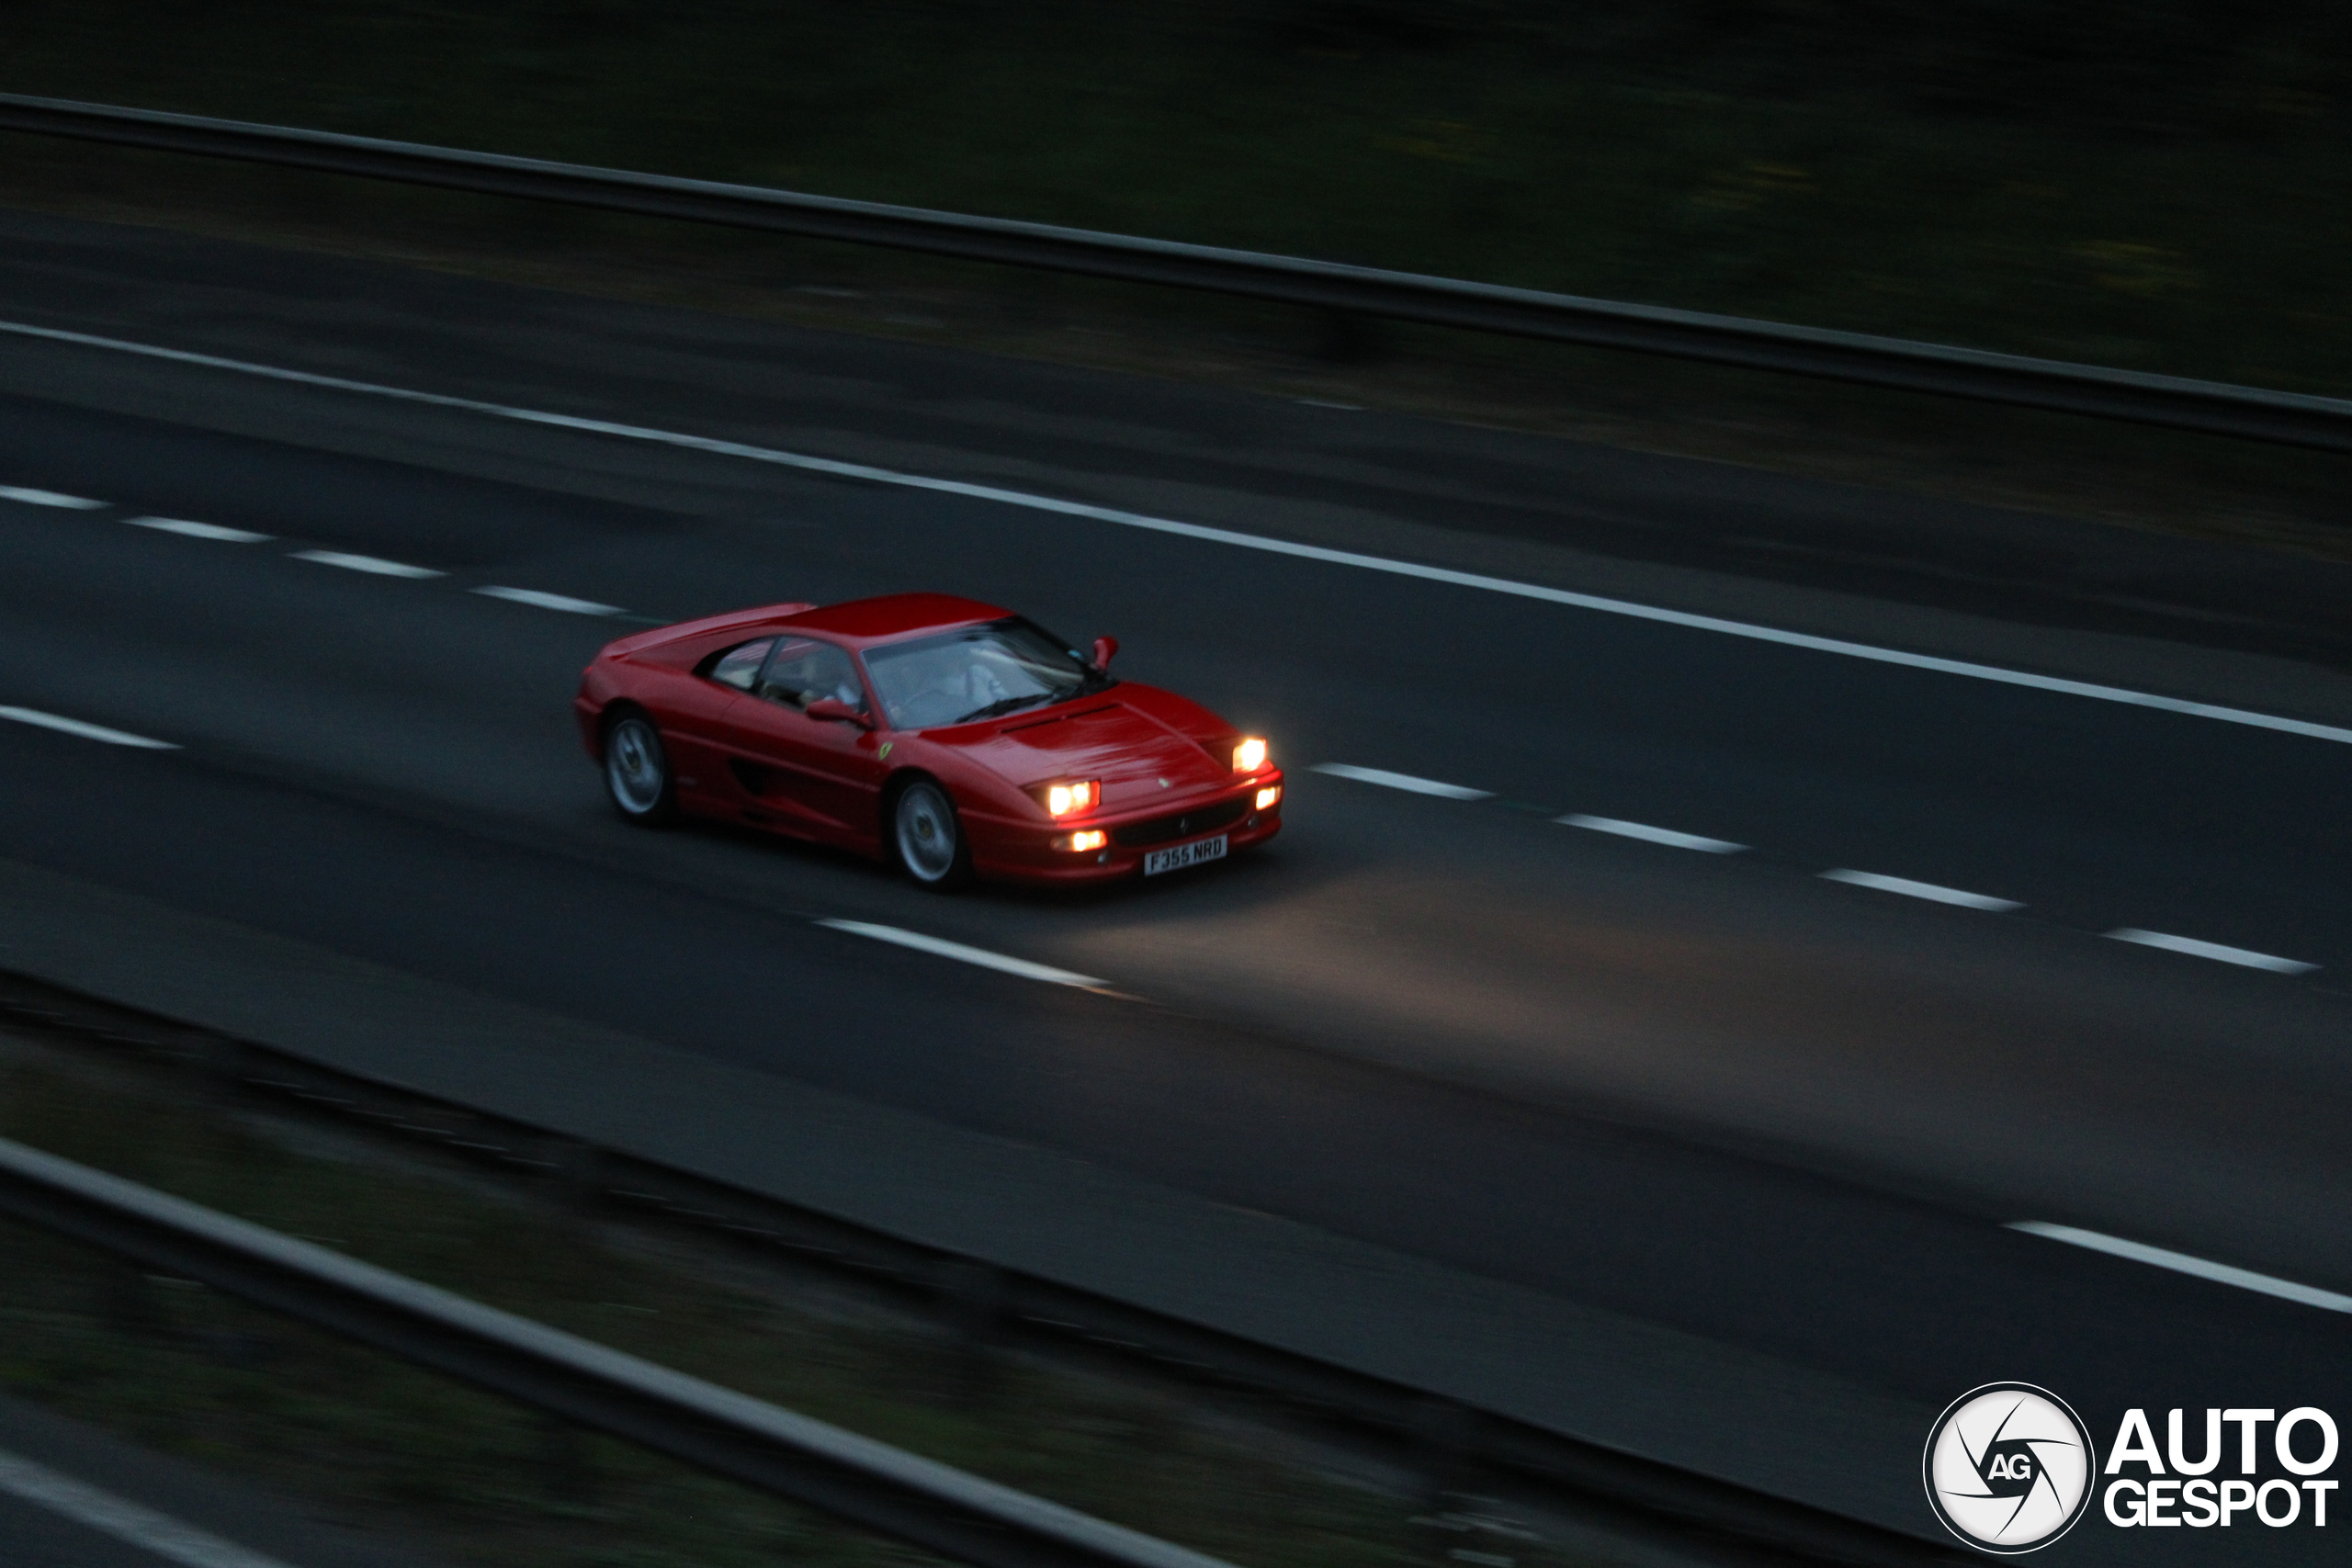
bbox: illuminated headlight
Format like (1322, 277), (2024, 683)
(1254, 784), (1283, 811)
(1232, 737), (1268, 773)
(1039, 779), (1099, 817)
(1055, 829), (1108, 852)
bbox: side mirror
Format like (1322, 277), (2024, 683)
(1091, 636), (1119, 672)
(805, 697), (873, 728)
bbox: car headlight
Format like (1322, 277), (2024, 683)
(1036, 779), (1100, 817)
(1232, 737), (1268, 773)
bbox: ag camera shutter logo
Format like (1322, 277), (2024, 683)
(1924, 1383), (2096, 1552)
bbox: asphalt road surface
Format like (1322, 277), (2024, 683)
(1, 212), (2347, 1556)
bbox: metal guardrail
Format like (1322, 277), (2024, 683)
(0, 1132), (1237, 1568)
(0, 970), (1954, 1568)
(3, 92), (2350, 455)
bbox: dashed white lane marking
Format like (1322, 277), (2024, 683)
(7, 319), (2348, 747)
(126, 515), (271, 543)
(816, 919), (1106, 989)
(1559, 815), (1745, 853)
(1312, 763), (1492, 800)
(0, 1448), (299, 1568)
(0, 485), (106, 509)
(2105, 928), (2317, 975)
(0, 706), (178, 749)
(473, 585), (624, 615)
(2009, 1223), (2352, 1314)
(289, 548), (444, 579)
(1818, 869), (2023, 912)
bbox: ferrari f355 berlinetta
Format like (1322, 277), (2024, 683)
(575, 593), (1283, 888)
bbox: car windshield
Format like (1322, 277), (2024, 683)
(863, 617), (1108, 730)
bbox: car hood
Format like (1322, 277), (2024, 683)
(956, 691), (1232, 808)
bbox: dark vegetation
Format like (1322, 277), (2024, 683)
(1, 2), (2347, 391)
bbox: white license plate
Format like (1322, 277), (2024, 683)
(1143, 834), (1227, 876)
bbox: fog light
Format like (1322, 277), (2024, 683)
(1254, 784), (1283, 810)
(1066, 829), (1107, 852)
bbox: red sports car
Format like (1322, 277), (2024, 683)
(574, 592), (1283, 887)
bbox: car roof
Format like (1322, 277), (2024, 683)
(775, 592), (1012, 645)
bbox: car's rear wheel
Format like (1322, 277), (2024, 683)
(604, 712), (676, 826)
(890, 778), (969, 889)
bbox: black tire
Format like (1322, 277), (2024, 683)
(603, 710), (677, 826)
(888, 777), (971, 890)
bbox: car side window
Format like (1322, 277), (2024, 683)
(757, 637), (865, 714)
(706, 638), (774, 692)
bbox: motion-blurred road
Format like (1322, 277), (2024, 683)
(1, 210), (2346, 1544)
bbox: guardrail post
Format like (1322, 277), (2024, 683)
(1411, 1397), (1482, 1508)
(540, 1412), (603, 1506)
(542, 1137), (607, 1218)
(938, 1257), (1007, 1406)
(1317, 308), (1383, 365)
(97, 1256), (165, 1337)
(200, 1035), (248, 1110)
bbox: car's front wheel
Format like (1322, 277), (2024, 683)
(890, 778), (969, 889)
(604, 711), (676, 826)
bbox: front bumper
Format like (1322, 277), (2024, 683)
(971, 773), (1283, 884)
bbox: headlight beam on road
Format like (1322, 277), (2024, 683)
(816, 919), (1109, 990)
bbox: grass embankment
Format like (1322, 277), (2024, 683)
(0, 1034), (1530, 1568)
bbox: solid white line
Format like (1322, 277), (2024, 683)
(472, 585), (624, 615)
(0, 706), (179, 749)
(816, 919), (1106, 988)
(289, 549), (444, 579)
(0, 1449), (299, 1568)
(1312, 763), (1492, 799)
(2009, 1223), (2352, 1314)
(126, 516), (272, 544)
(2105, 928), (2317, 975)
(4, 318), (2346, 747)
(1818, 869), (2023, 911)
(1558, 815), (1745, 853)
(0, 485), (106, 509)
